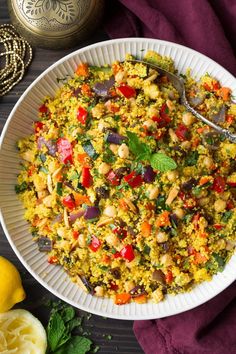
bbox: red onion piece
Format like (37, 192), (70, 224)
(69, 210), (85, 223)
(84, 206), (100, 220)
(143, 165), (156, 183)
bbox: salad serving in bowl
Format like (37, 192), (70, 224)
(0, 38), (236, 320)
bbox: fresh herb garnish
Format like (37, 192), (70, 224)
(39, 153), (46, 163)
(103, 147), (116, 163)
(46, 302), (92, 354)
(126, 131), (177, 172)
(56, 182), (63, 196)
(221, 210), (233, 223)
(15, 181), (28, 194)
(185, 151), (199, 166)
(143, 244), (151, 255)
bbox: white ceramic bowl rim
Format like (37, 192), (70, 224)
(0, 38), (236, 320)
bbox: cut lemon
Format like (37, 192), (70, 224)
(0, 256), (26, 313)
(0, 309), (47, 354)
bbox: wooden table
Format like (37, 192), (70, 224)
(0, 3), (144, 353)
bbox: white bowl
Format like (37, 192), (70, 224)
(0, 38), (236, 320)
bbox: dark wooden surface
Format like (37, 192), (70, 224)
(0, 3), (144, 353)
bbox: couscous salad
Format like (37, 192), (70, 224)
(16, 51), (236, 305)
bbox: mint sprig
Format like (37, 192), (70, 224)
(150, 153), (177, 172)
(46, 302), (92, 354)
(126, 131), (177, 172)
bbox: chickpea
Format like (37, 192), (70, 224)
(106, 234), (119, 247)
(166, 170), (179, 182)
(37, 190), (48, 199)
(198, 197), (210, 206)
(147, 186), (159, 200)
(156, 231), (168, 243)
(118, 143), (129, 159)
(98, 162), (110, 175)
(174, 208), (185, 219)
(103, 205), (117, 218)
(182, 112), (195, 126)
(109, 144), (119, 154)
(143, 119), (157, 131)
(94, 286), (104, 297)
(147, 106), (159, 117)
(98, 120), (109, 132)
(214, 199), (226, 213)
(181, 141), (191, 150)
(78, 234), (86, 248)
(143, 83), (160, 100)
(115, 71), (126, 83)
(91, 103), (104, 118)
(160, 254), (174, 267)
(124, 280), (135, 293)
(203, 156), (214, 169)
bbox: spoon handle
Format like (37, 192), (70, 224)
(182, 92), (236, 143)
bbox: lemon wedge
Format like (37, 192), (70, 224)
(0, 256), (26, 313)
(0, 309), (47, 354)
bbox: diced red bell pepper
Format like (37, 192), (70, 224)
(34, 121), (44, 134)
(152, 103), (171, 128)
(110, 282), (119, 291)
(227, 181), (236, 188)
(213, 82), (220, 91)
(212, 176), (226, 193)
(124, 171), (143, 188)
(213, 224), (224, 230)
(89, 235), (101, 252)
(175, 124), (189, 141)
(113, 251), (121, 259)
(72, 230), (79, 240)
(81, 167), (93, 188)
(113, 227), (127, 240)
(39, 104), (48, 114)
(107, 170), (120, 186)
(226, 200), (234, 210)
(120, 244), (135, 262)
(165, 270), (173, 284)
(77, 106), (88, 125)
(48, 256), (58, 264)
(57, 138), (73, 164)
(117, 84), (136, 98)
(62, 195), (76, 210)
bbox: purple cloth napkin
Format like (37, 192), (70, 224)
(104, 0), (236, 76)
(104, 1), (236, 352)
(134, 282), (236, 354)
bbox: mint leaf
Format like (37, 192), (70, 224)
(47, 312), (70, 351)
(126, 131), (151, 160)
(150, 153), (177, 172)
(66, 317), (82, 333)
(60, 306), (75, 323)
(54, 336), (92, 354)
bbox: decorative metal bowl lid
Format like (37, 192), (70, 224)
(8, 0), (104, 49)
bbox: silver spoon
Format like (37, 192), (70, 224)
(129, 59), (236, 143)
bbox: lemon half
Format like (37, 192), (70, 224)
(0, 256), (26, 312)
(0, 309), (47, 354)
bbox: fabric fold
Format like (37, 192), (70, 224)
(104, 0), (236, 76)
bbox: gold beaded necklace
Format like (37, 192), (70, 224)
(0, 24), (33, 96)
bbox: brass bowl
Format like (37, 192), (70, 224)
(8, 0), (104, 49)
